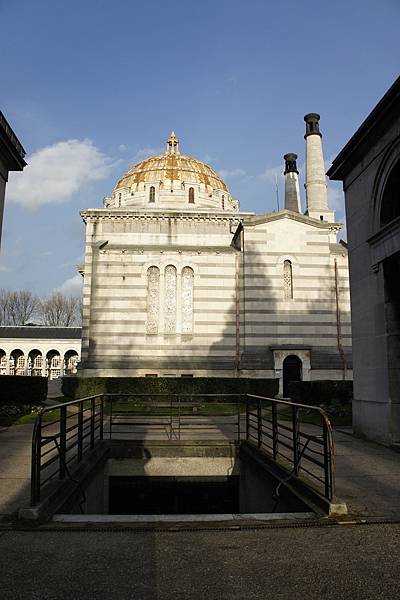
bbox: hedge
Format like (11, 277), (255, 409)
(0, 375), (48, 405)
(62, 376), (279, 400)
(287, 380), (353, 406)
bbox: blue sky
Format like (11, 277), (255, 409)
(1, 0), (399, 295)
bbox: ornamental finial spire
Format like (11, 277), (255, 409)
(166, 131), (180, 155)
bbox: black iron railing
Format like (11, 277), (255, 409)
(30, 393), (335, 505)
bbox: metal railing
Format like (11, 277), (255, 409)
(245, 394), (335, 501)
(30, 393), (335, 505)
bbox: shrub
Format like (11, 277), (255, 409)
(287, 380), (353, 407)
(0, 375), (48, 405)
(62, 376), (279, 400)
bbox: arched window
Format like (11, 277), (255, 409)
(283, 260), (293, 300)
(182, 267), (194, 334)
(189, 187), (195, 204)
(164, 265), (177, 333)
(149, 186), (155, 203)
(380, 160), (400, 227)
(146, 266), (160, 334)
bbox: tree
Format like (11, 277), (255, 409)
(39, 292), (80, 326)
(0, 289), (11, 325)
(1, 290), (39, 325)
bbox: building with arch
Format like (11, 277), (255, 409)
(0, 327), (81, 379)
(328, 77), (400, 444)
(80, 126), (352, 394)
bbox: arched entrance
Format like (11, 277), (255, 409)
(10, 349), (25, 376)
(64, 350), (79, 375)
(282, 355), (302, 397)
(28, 350), (42, 376)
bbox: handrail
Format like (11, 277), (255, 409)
(30, 392), (335, 506)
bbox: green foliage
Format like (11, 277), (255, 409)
(0, 375), (48, 405)
(287, 380), (353, 406)
(62, 376), (279, 400)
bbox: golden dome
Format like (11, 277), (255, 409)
(113, 132), (229, 194)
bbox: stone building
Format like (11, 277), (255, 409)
(80, 118), (352, 394)
(0, 327), (81, 379)
(328, 77), (400, 444)
(0, 111), (26, 249)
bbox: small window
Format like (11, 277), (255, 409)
(149, 186), (155, 203)
(189, 187), (195, 203)
(283, 260), (293, 300)
(222, 195), (225, 210)
(145, 374), (158, 377)
(181, 374), (194, 378)
(320, 215), (323, 221)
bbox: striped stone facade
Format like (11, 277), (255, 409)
(79, 208), (352, 390)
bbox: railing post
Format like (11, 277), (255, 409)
(99, 395), (104, 441)
(272, 402), (278, 460)
(90, 397), (95, 449)
(292, 405), (300, 476)
(246, 395), (249, 440)
(237, 395), (241, 441)
(323, 421), (334, 500)
(31, 415), (42, 505)
(59, 405), (67, 479)
(257, 399), (262, 448)
(109, 395), (113, 440)
(78, 401), (83, 462)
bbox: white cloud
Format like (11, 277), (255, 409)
(56, 274), (83, 296)
(259, 164), (284, 183)
(218, 168), (246, 180)
(133, 147), (164, 162)
(7, 139), (119, 209)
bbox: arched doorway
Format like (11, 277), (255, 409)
(46, 350), (62, 380)
(10, 349), (25, 376)
(28, 350), (42, 376)
(282, 355), (302, 397)
(64, 350), (79, 375)
(0, 350), (7, 375)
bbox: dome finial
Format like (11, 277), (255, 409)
(166, 131), (180, 155)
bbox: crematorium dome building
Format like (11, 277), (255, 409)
(79, 121), (352, 395)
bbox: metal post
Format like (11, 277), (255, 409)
(246, 395), (250, 440)
(90, 397), (95, 449)
(99, 396), (104, 440)
(31, 415), (42, 505)
(59, 405), (67, 479)
(78, 401), (83, 462)
(292, 405), (300, 476)
(237, 395), (241, 441)
(272, 402), (278, 460)
(257, 399), (262, 448)
(109, 396), (113, 440)
(323, 421), (334, 500)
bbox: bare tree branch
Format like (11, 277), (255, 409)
(39, 292), (79, 326)
(6, 290), (39, 325)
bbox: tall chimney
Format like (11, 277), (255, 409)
(284, 153), (301, 213)
(304, 113), (334, 221)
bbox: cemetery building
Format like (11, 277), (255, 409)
(328, 77), (400, 444)
(79, 117), (352, 394)
(0, 326), (81, 379)
(0, 111), (26, 249)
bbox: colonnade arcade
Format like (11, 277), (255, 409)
(0, 348), (79, 379)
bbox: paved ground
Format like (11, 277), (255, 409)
(2, 421), (400, 518)
(0, 523), (399, 599)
